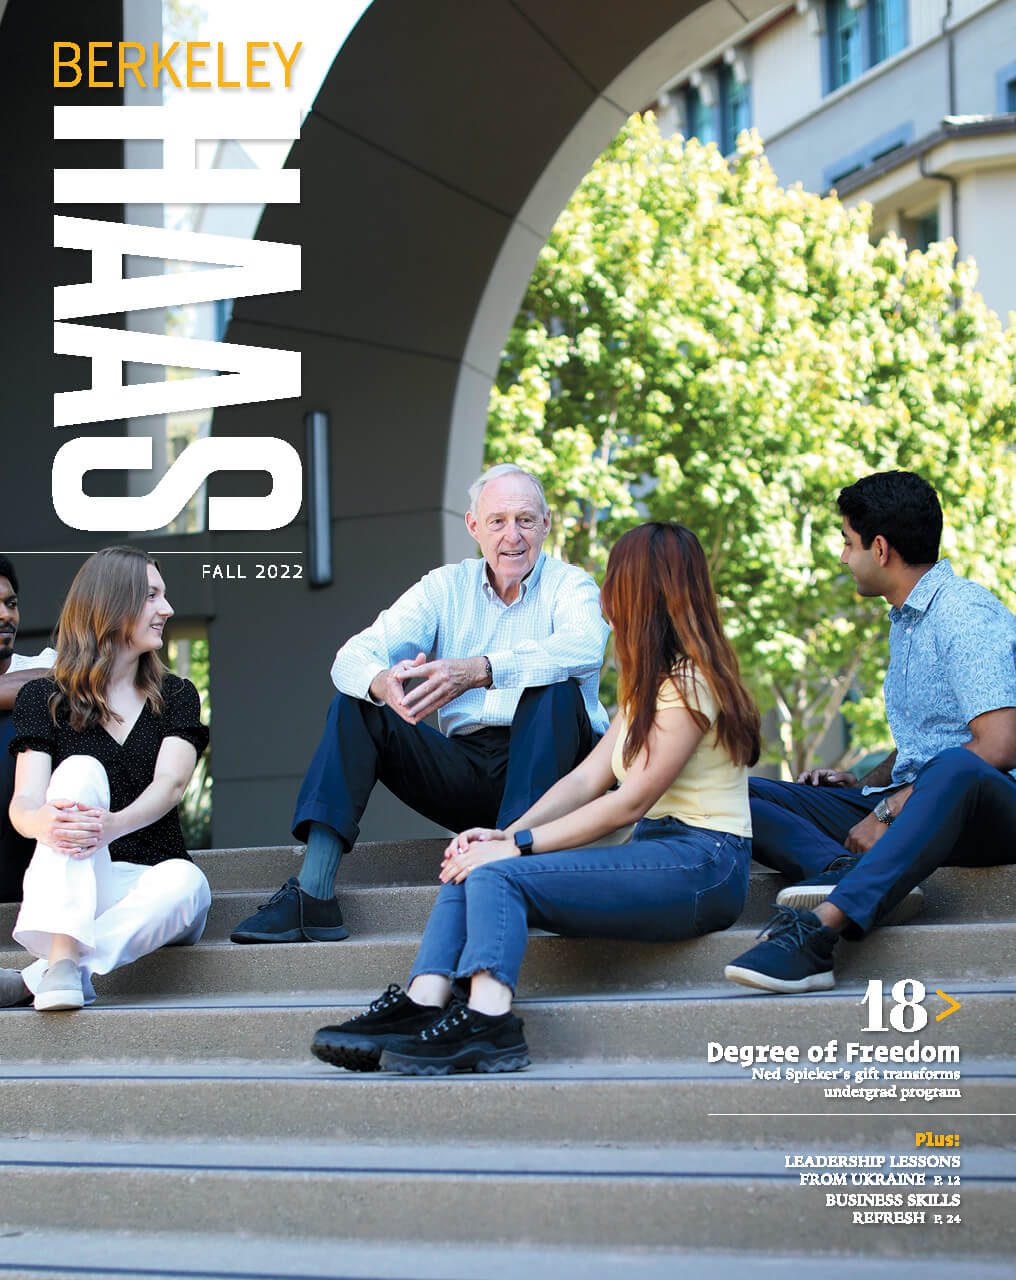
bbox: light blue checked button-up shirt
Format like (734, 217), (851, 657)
(330, 552), (610, 739)
(873, 559), (1016, 789)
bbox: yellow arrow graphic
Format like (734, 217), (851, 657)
(935, 989), (962, 1021)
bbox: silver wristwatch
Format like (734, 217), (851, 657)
(873, 798), (895, 826)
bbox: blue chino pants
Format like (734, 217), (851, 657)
(292, 680), (596, 850)
(408, 817), (751, 993)
(749, 748), (1016, 935)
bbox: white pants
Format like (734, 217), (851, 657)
(13, 755), (210, 1003)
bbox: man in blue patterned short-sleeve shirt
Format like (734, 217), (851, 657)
(231, 464), (609, 944)
(726, 471), (1016, 993)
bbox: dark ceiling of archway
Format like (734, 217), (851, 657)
(231, 0), (704, 363)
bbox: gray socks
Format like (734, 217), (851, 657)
(298, 822), (345, 900)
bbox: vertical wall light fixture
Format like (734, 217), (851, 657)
(304, 410), (333, 587)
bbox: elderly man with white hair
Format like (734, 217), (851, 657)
(231, 464), (609, 944)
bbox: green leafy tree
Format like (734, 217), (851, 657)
(488, 114), (1016, 774)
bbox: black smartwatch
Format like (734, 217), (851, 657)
(513, 829), (534, 856)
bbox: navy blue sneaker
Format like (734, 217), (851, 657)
(230, 877), (349, 944)
(379, 1000), (530, 1076)
(724, 905), (839, 993)
(311, 985), (445, 1072)
(776, 854), (924, 925)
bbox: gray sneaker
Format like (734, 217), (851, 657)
(34, 958), (85, 1011)
(0, 968), (32, 1008)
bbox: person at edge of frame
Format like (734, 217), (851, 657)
(0, 547), (211, 1012)
(309, 521), (761, 1076)
(0, 554), (57, 904)
(724, 470), (1016, 994)
(229, 463), (610, 945)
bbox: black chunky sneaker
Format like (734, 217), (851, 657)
(379, 999), (530, 1076)
(724, 905), (839, 993)
(311, 985), (446, 1072)
(776, 853), (924, 925)
(230, 876), (349, 944)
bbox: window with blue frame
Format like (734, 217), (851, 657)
(826, 0), (908, 93)
(1008, 78), (1016, 112)
(682, 67), (751, 152)
(686, 84), (719, 146)
(720, 64), (751, 154)
(828, 0), (862, 90)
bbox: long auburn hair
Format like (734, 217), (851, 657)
(51, 547), (167, 731)
(601, 523), (761, 769)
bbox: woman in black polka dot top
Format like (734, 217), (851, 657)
(0, 547), (211, 1012)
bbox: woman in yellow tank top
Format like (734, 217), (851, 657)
(313, 522), (762, 1075)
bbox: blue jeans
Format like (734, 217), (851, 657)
(408, 817), (751, 993)
(750, 748), (1016, 935)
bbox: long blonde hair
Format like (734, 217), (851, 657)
(51, 546), (166, 731)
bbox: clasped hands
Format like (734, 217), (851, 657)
(38, 798), (115, 859)
(371, 652), (487, 726)
(439, 827), (519, 884)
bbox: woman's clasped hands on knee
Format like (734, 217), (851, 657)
(440, 826), (517, 883)
(33, 797), (106, 859)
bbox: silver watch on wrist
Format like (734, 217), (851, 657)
(873, 797), (895, 826)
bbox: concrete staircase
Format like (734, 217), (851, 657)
(1, 840), (1013, 1278)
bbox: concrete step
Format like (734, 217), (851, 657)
(2, 920), (1011, 998)
(180, 844), (1016, 921)
(0, 985), (1008, 1064)
(4, 1231), (1012, 1280)
(7, 867), (1014, 944)
(0, 1137), (1011, 1255)
(1, 1059), (1011, 1148)
(192, 840), (448, 890)
(5, 856), (1011, 938)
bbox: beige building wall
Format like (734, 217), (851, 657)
(957, 168), (1016, 318)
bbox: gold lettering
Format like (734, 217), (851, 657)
(88, 41), (114, 89)
(246, 41), (270, 89)
(118, 42), (147, 90)
(274, 41), (303, 89)
(186, 40), (211, 89)
(53, 42), (82, 89)
(150, 41), (182, 89)
(217, 44), (241, 89)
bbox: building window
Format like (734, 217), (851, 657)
(1007, 78), (1016, 113)
(914, 209), (939, 251)
(679, 62), (751, 153)
(871, 0), (906, 65)
(826, 0), (909, 94)
(720, 63), (751, 154)
(686, 84), (719, 147)
(828, 0), (863, 90)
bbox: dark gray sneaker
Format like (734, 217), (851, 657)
(776, 853), (924, 925)
(311, 985), (445, 1072)
(230, 876), (349, 943)
(380, 999), (530, 1076)
(0, 968), (32, 1008)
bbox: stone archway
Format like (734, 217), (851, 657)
(204, 0), (769, 842)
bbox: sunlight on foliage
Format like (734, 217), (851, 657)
(488, 116), (1016, 773)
